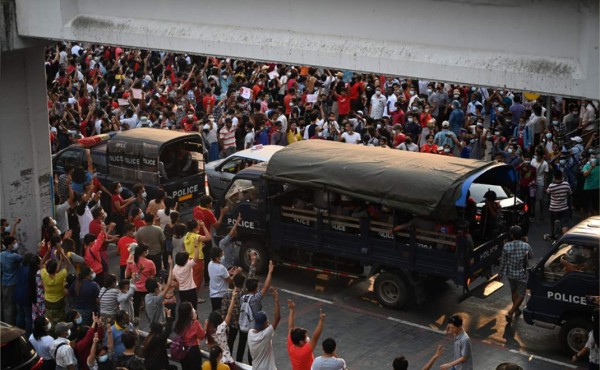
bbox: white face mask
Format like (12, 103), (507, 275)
(141, 191), (147, 198)
(46, 322), (52, 332)
(592, 158), (598, 165)
(66, 329), (71, 337)
(188, 114), (193, 119)
(427, 88), (432, 94)
(3, 225), (10, 233)
(98, 354), (109, 363)
(507, 148), (513, 154)
(116, 187), (122, 194)
(407, 118), (413, 123)
(375, 90), (381, 96)
(91, 272), (96, 280)
(444, 148), (451, 153)
(376, 124), (382, 129)
(409, 91), (415, 96)
(12, 243), (19, 250)
(498, 107), (504, 112)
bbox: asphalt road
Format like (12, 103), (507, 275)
(105, 217), (589, 370)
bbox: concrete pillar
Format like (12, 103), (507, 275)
(0, 46), (53, 252)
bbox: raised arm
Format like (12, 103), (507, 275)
(421, 345), (445, 370)
(224, 288), (239, 326)
(287, 299), (295, 333)
(271, 288), (281, 330)
(309, 308), (325, 350)
(260, 260), (275, 296)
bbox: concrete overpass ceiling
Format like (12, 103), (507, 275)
(15, 0), (600, 99)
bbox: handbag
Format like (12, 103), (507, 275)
(169, 333), (190, 361)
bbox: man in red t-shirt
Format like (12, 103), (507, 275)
(193, 195), (227, 283)
(287, 300), (325, 370)
(284, 88), (296, 115)
(116, 222), (136, 279)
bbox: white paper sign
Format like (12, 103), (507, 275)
(117, 99), (129, 106)
(131, 88), (142, 100)
(268, 71), (279, 80)
(306, 94), (318, 103)
(241, 87), (252, 100)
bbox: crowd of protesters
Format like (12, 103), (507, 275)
(0, 41), (598, 370)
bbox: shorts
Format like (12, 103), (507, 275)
(508, 278), (527, 296)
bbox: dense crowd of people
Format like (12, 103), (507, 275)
(0, 41), (599, 370)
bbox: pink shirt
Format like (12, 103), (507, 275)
(125, 257), (156, 292)
(173, 259), (196, 291)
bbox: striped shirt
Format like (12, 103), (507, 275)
(98, 287), (120, 316)
(219, 126), (236, 150)
(546, 180), (571, 212)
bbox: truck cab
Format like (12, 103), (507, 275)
(524, 216), (599, 354)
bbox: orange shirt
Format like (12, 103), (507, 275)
(287, 335), (314, 370)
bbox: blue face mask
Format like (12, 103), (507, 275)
(75, 316), (82, 325)
(98, 354), (109, 363)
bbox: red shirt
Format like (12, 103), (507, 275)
(125, 257), (156, 292)
(85, 232), (105, 274)
(391, 109), (405, 125)
(132, 219), (146, 230)
(393, 133), (406, 148)
(337, 94), (351, 115)
(89, 219), (102, 236)
(349, 82), (364, 100)
(180, 320), (206, 347)
(202, 95), (215, 113)
(111, 194), (126, 216)
(284, 94), (294, 115)
(421, 143), (438, 153)
(287, 335), (314, 370)
(117, 235), (136, 266)
(193, 206), (217, 236)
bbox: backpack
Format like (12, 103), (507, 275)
(169, 333), (189, 361)
(238, 294), (255, 333)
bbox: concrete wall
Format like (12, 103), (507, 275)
(15, 0), (600, 99)
(0, 46), (53, 252)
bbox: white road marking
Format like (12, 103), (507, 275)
(508, 349), (577, 368)
(387, 316), (446, 334)
(280, 289), (334, 304)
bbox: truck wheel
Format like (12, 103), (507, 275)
(240, 242), (268, 274)
(559, 317), (592, 354)
(374, 272), (410, 309)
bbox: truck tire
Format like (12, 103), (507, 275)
(374, 272), (410, 309)
(559, 317), (592, 354)
(240, 242), (268, 274)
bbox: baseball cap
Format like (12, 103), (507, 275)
(254, 311), (268, 329)
(336, 72), (343, 78)
(55, 322), (73, 335)
(441, 120), (450, 127)
(571, 136), (583, 143)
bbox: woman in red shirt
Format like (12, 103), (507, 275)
(125, 244), (156, 319)
(420, 134), (438, 154)
(110, 182), (134, 236)
(174, 302), (206, 370)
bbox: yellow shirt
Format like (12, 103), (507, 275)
(41, 268), (67, 303)
(201, 361), (230, 370)
(184, 232), (204, 259)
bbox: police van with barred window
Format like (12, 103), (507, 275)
(52, 128), (206, 218)
(524, 216), (599, 354)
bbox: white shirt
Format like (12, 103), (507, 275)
(397, 142), (419, 152)
(244, 131), (256, 149)
(208, 261), (230, 298)
(120, 114), (139, 129)
(341, 132), (361, 144)
(248, 326), (277, 370)
(29, 334), (54, 360)
(94, 119), (103, 135)
(531, 157), (549, 187)
(51, 337), (78, 368)
(586, 331), (599, 364)
(384, 94), (398, 117)
(156, 209), (171, 229)
(370, 94), (386, 119)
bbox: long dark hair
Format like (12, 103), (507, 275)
(164, 197), (175, 216)
(133, 243), (148, 264)
(174, 302), (193, 335)
(206, 311), (223, 347)
(209, 346), (222, 370)
(142, 322), (164, 357)
(32, 316), (49, 340)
